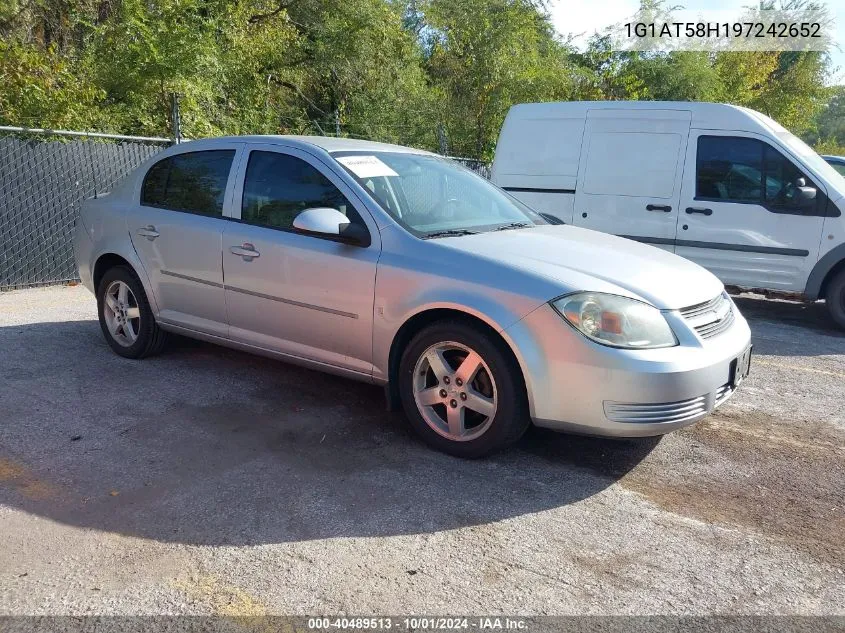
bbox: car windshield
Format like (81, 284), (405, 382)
(332, 151), (546, 237)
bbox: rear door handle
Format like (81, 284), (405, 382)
(229, 243), (260, 261)
(646, 204), (672, 212)
(686, 207), (713, 216)
(137, 225), (160, 240)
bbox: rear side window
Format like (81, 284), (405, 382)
(141, 150), (235, 216)
(241, 151), (362, 230)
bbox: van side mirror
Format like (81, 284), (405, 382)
(794, 182), (817, 208)
(292, 207), (370, 246)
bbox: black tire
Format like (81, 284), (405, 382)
(826, 268), (845, 330)
(398, 320), (530, 458)
(96, 265), (167, 359)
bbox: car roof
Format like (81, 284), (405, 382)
(173, 135), (436, 156)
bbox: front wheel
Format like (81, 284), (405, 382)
(398, 321), (530, 458)
(97, 266), (167, 359)
(826, 268), (845, 330)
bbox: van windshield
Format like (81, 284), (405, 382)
(332, 151), (546, 238)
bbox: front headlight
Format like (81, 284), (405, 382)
(551, 292), (677, 349)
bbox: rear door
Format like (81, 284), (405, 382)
(221, 144), (380, 375)
(128, 145), (241, 336)
(573, 109), (691, 251)
(676, 132), (827, 291)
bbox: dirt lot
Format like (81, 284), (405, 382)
(0, 285), (843, 615)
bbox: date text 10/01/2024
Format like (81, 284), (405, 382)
(306, 618), (528, 630)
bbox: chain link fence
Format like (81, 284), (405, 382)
(447, 157), (492, 179)
(0, 127), (171, 290)
(0, 126), (491, 291)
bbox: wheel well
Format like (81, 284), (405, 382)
(93, 253), (133, 292)
(385, 308), (528, 410)
(820, 259), (845, 300)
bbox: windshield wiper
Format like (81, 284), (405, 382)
(493, 222), (531, 231)
(421, 229), (479, 239)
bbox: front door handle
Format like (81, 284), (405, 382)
(685, 207), (713, 216)
(646, 204), (672, 212)
(230, 243), (260, 261)
(137, 225), (160, 240)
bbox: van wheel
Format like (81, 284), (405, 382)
(398, 321), (530, 458)
(97, 266), (167, 359)
(826, 269), (845, 330)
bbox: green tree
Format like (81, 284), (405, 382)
(421, 0), (577, 159)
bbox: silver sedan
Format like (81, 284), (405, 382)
(74, 136), (752, 457)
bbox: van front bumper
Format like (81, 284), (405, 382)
(503, 302), (752, 437)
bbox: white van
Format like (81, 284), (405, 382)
(491, 101), (845, 328)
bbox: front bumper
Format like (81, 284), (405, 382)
(502, 302), (752, 437)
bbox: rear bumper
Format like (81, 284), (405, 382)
(73, 219), (95, 294)
(503, 302), (752, 437)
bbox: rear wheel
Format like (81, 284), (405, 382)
(826, 268), (845, 330)
(97, 266), (167, 358)
(398, 321), (530, 458)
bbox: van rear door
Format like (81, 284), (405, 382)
(573, 109), (691, 251)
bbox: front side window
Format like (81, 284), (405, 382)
(696, 136), (818, 212)
(696, 136), (763, 202)
(764, 145), (807, 207)
(241, 151), (363, 231)
(332, 151), (546, 238)
(141, 150), (235, 217)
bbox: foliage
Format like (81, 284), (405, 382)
(0, 0), (837, 158)
(422, 0), (578, 159)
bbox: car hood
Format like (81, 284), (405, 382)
(441, 225), (724, 310)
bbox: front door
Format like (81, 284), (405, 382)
(222, 144), (380, 375)
(128, 147), (241, 336)
(573, 108), (691, 252)
(675, 132), (827, 292)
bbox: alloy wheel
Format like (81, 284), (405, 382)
(103, 280), (141, 347)
(412, 341), (498, 442)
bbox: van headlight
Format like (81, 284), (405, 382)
(551, 293), (677, 349)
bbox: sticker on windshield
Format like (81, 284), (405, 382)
(336, 155), (398, 178)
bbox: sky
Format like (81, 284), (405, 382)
(547, 0), (845, 86)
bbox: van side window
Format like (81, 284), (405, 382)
(696, 136), (762, 202)
(763, 145), (812, 208)
(696, 136), (817, 211)
(141, 150), (235, 217)
(241, 151), (365, 231)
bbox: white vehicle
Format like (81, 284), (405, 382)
(492, 101), (845, 328)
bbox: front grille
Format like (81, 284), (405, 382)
(680, 292), (734, 340)
(604, 394), (708, 424)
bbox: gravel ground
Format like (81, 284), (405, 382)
(0, 285), (843, 615)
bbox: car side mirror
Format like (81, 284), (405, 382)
(292, 207), (370, 246)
